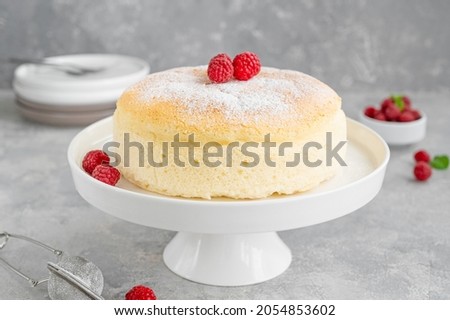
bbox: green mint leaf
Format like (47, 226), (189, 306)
(430, 155), (449, 170)
(391, 95), (405, 111)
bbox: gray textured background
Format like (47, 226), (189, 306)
(1, 0), (450, 301)
(0, 0), (449, 92)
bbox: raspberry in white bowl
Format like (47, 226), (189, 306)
(359, 95), (426, 145)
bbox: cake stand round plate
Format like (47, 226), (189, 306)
(68, 117), (389, 286)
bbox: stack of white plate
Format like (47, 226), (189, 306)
(13, 54), (150, 126)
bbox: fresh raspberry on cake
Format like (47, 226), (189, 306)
(125, 285), (157, 300)
(91, 164), (120, 186)
(233, 51), (261, 81)
(207, 53), (234, 83)
(82, 150), (110, 174)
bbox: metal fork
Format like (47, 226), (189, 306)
(7, 57), (106, 76)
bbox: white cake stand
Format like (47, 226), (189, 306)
(68, 117), (389, 286)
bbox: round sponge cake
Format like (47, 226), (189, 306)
(113, 66), (346, 199)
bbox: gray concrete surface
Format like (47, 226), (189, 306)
(0, 0), (450, 93)
(1, 90), (449, 299)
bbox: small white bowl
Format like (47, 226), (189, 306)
(359, 110), (427, 146)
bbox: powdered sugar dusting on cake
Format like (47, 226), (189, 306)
(129, 66), (337, 124)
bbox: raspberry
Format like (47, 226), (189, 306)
(364, 106), (378, 118)
(82, 150), (110, 175)
(207, 53), (233, 83)
(381, 98), (395, 112)
(410, 109), (421, 120)
(402, 96), (411, 109)
(398, 110), (415, 122)
(414, 161), (432, 181)
(384, 105), (401, 121)
(125, 285), (157, 300)
(373, 111), (387, 121)
(233, 51), (261, 81)
(414, 150), (431, 163)
(91, 164), (120, 186)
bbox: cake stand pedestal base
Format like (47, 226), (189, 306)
(163, 232), (292, 286)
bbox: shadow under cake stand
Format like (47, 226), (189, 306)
(68, 117), (389, 286)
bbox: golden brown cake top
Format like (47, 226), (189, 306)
(116, 66), (342, 141)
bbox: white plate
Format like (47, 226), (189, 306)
(13, 54), (149, 107)
(68, 117), (390, 286)
(17, 103), (114, 126)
